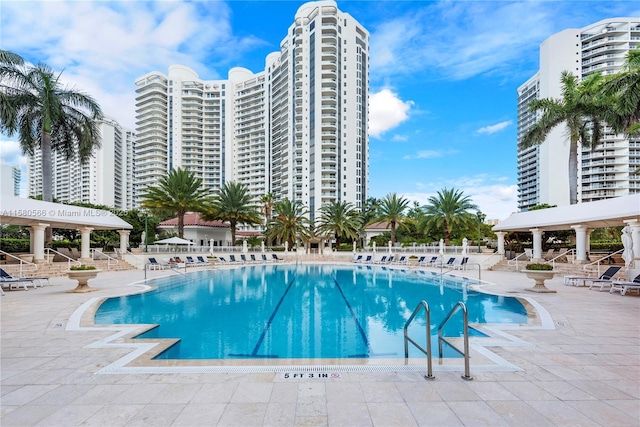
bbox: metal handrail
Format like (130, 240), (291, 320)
(544, 249), (575, 268)
(437, 302), (472, 381)
(507, 252), (529, 271)
(583, 248), (624, 275)
(403, 300), (434, 380)
(91, 248), (119, 270)
(0, 250), (39, 277)
(44, 248), (81, 270)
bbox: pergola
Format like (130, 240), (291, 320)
(493, 194), (640, 276)
(0, 195), (133, 263)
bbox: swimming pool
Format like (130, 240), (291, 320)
(94, 264), (528, 360)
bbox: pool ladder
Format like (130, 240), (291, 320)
(404, 301), (473, 381)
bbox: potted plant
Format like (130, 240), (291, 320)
(66, 265), (101, 293)
(521, 263), (557, 293)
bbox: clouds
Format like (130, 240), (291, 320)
(369, 89), (414, 138)
(476, 120), (513, 135)
(0, 1), (263, 129)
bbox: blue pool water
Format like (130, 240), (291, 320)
(94, 264), (528, 360)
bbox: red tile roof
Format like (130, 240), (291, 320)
(365, 221), (390, 230)
(159, 212), (229, 228)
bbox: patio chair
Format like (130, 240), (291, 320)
(185, 256), (199, 266)
(147, 257), (167, 270)
(0, 268), (34, 290)
(250, 254), (258, 263)
(240, 254), (248, 263)
(352, 255), (363, 263)
(196, 256), (211, 265)
(272, 253), (284, 262)
(362, 255), (372, 263)
(394, 255), (409, 265)
(609, 274), (640, 296)
(374, 255), (387, 264)
(0, 267), (48, 288)
(420, 256), (438, 267)
(261, 254), (270, 263)
(564, 266), (621, 287)
(437, 257), (456, 268)
(229, 255), (239, 263)
(452, 257), (469, 270)
(416, 256), (426, 265)
(386, 255), (395, 264)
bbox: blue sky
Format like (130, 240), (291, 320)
(1, 0), (638, 220)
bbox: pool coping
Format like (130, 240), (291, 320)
(66, 265), (556, 375)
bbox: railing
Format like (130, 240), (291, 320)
(122, 250), (147, 270)
(544, 249), (575, 269)
(0, 250), (38, 277)
(403, 300), (434, 380)
(44, 248), (81, 270)
(583, 249), (624, 275)
(437, 302), (472, 381)
(507, 252), (529, 270)
(91, 249), (119, 270)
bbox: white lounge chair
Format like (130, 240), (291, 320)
(564, 266), (621, 287)
(452, 257), (469, 270)
(609, 274), (640, 296)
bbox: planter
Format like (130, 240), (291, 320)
(66, 269), (101, 293)
(18, 254), (34, 263)
(521, 270), (557, 293)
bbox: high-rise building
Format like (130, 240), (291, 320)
(27, 117), (136, 210)
(0, 160), (21, 196)
(517, 18), (640, 210)
(134, 0), (369, 223)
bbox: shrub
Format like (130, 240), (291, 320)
(70, 265), (96, 271)
(525, 263), (553, 271)
(0, 238), (30, 252)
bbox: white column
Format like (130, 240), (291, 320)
(571, 225), (589, 264)
(78, 227), (94, 262)
(495, 232), (506, 256)
(29, 223), (50, 263)
(530, 228), (543, 261)
(118, 230), (130, 258)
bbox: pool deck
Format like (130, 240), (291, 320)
(1, 265), (639, 426)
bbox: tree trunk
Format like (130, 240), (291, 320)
(230, 223), (237, 246)
(568, 141), (578, 205)
(178, 212), (184, 238)
(390, 221), (396, 245)
(41, 133), (53, 242)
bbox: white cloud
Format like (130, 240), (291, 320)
(369, 89), (413, 138)
(401, 174), (518, 221)
(0, 1), (264, 129)
(476, 120), (513, 135)
(403, 149), (457, 160)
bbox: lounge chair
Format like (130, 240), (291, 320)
(416, 256), (426, 265)
(352, 255), (363, 263)
(240, 254), (248, 263)
(394, 255), (409, 265)
(362, 255), (372, 263)
(147, 257), (167, 270)
(420, 256), (438, 267)
(609, 274), (640, 296)
(229, 255), (239, 263)
(168, 257), (186, 268)
(0, 269), (35, 290)
(386, 255), (395, 264)
(437, 257), (456, 268)
(185, 256), (199, 266)
(196, 256), (211, 265)
(250, 254), (258, 263)
(261, 254), (271, 263)
(564, 266), (621, 287)
(0, 268), (48, 288)
(452, 257), (469, 270)
(217, 256), (229, 264)
(375, 255), (387, 264)
(272, 253), (284, 262)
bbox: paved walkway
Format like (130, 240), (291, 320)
(1, 266), (639, 426)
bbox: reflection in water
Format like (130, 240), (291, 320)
(95, 265), (527, 360)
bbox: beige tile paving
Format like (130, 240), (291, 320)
(1, 267), (639, 426)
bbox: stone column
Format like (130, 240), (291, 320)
(29, 223), (50, 263)
(78, 227), (94, 263)
(118, 230), (130, 258)
(530, 228), (543, 262)
(495, 232), (506, 256)
(571, 225), (589, 264)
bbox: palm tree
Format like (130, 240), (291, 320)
(0, 51), (103, 204)
(520, 71), (606, 205)
(202, 181), (262, 246)
(376, 193), (411, 246)
(260, 192), (274, 227)
(139, 168), (211, 238)
(266, 199), (312, 249)
(422, 188), (478, 245)
(601, 50), (640, 137)
(316, 201), (362, 249)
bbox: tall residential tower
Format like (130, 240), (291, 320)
(517, 18), (640, 210)
(134, 0), (369, 223)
